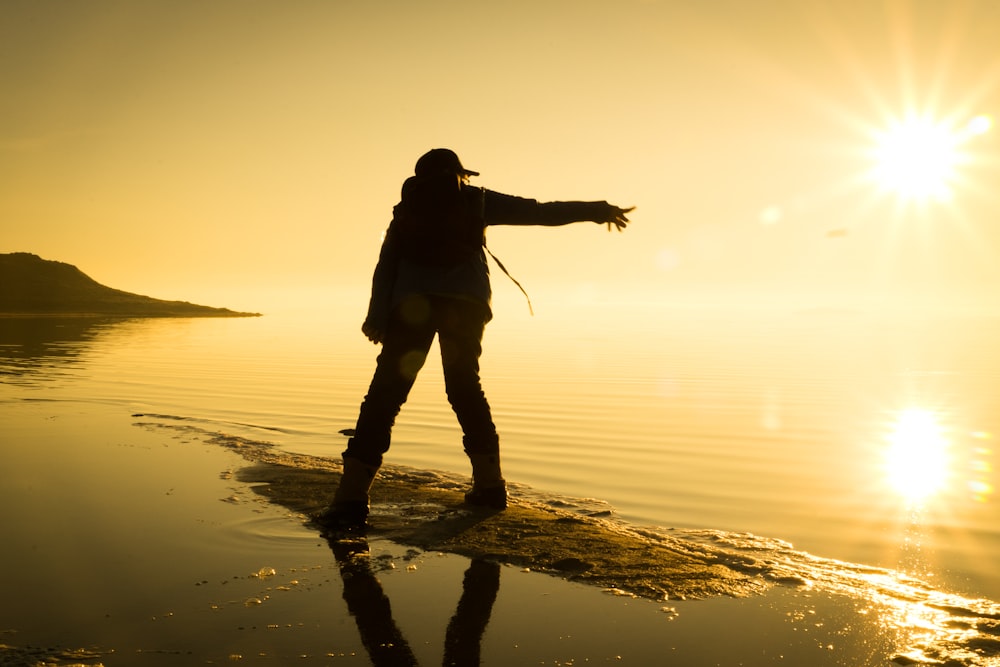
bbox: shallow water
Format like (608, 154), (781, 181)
(4, 306), (998, 595)
(2, 305), (999, 664)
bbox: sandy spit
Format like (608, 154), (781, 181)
(220, 436), (772, 602)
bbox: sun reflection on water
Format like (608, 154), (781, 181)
(884, 409), (950, 505)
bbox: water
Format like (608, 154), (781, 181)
(2, 304), (1000, 664)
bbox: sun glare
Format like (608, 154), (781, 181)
(884, 409), (951, 505)
(869, 113), (992, 205)
(870, 115), (960, 202)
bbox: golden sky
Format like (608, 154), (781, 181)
(2, 0), (999, 313)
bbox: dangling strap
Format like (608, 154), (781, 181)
(484, 245), (534, 316)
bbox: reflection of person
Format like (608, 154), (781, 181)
(330, 539), (418, 666)
(329, 537), (501, 667)
(318, 148), (632, 528)
(444, 559), (502, 666)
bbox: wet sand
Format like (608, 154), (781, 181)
(219, 433), (1000, 667)
(235, 459), (768, 602)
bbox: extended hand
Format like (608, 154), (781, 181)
(596, 203), (634, 232)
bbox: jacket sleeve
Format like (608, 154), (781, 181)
(362, 221), (400, 331)
(482, 189), (612, 227)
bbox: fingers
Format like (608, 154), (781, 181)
(605, 205), (633, 232)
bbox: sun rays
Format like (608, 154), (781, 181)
(869, 115), (960, 203)
(867, 112), (993, 206)
(745, 2), (1000, 309)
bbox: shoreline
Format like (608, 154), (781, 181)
(236, 459), (770, 601)
(200, 427), (1000, 667)
(3, 402), (999, 665)
(0, 311), (261, 318)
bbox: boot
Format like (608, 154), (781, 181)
(464, 453), (508, 510)
(315, 456), (380, 529)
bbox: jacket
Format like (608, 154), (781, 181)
(364, 184), (608, 329)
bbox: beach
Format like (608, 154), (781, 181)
(2, 308), (1000, 665)
(7, 1), (1000, 662)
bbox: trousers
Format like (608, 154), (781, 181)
(343, 294), (500, 467)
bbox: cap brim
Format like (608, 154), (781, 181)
(461, 169), (480, 177)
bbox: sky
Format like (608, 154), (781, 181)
(2, 0), (999, 315)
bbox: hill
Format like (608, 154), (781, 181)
(0, 253), (260, 317)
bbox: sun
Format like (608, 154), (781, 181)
(868, 114), (992, 204)
(870, 115), (959, 202)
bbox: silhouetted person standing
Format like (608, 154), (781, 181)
(318, 148), (632, 528)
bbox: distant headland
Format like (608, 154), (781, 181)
(0, 253), (261, 318)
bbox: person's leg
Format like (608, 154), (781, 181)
(434, 296), (498, 456)
(434, 297), (506, 509)
(319, 295), (436, 527)
(343, 295), (437, 467)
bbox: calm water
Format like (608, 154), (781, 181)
(3, 304), (998, 598)
(2, 303), (1000, 663)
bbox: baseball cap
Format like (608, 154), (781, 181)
(414, 148), (479, 177)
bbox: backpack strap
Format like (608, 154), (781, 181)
(484, 244), (534, 316)
(471, 186), (534, 315)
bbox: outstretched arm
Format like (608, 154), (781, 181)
(482, 190), (634, 230)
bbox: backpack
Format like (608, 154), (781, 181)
(391, 175), (486, 268)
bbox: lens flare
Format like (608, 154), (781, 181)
(968, 431), (994, 503)
(965, 115), (992, 137)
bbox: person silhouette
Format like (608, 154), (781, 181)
(318, 149), (632, 529)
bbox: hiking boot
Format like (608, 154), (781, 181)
(464, 483), (508, 510)
(314, 456), (380, 532)
(314, 500), (369, 532)
(465, 452), (507, 509)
